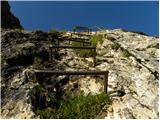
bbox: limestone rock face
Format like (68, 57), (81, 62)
(58, 29), (159, 119)
(1, 29), (58, 119)
(1, 1), (23, 29)
(1, 68), (38, 119)
(1, 28), (159, 119)
(95, 29), (159, 119)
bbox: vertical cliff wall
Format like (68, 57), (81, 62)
(1, 1), (23, 29)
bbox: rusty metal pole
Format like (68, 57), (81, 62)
(93, 48), (96, 67)
(104, 72), (108, 94)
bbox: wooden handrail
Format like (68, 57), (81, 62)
(34, 70), (109, 93)
(49, 45), (95, 49)
(49, 45), (97, 67)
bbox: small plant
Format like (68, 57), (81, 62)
(122, 49), (131, 58)
(111, 43), (121, 50)
(71, 41), (94, 57)
(89, 34), (104, 46)
(15, 28), (24, 33)
(35, 93), (111, 119)
(48, 29), (62, 38)
(71, 34), (103, 57)
(35, 84), (45, 92)
(34, 57), (42, 64)
(48, 29), (67, 36)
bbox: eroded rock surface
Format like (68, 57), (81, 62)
(56, 29), (159, 119)
(1, 29), (159, 119)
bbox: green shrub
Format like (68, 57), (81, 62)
(71, 41), (94, 57)
(35, 93), (111, 119)
(122, 49), (131, 58)
(71, 34), (103, 57)
(48, 29), (67, 37)
(89, 34), (104, 46)
(34, 57), (42, 64)
(35, 84), (45, 92)
(48, 29), (62, 37)
(111, 43), (121, 50)
(15, 28), (24, 33)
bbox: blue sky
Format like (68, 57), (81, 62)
(9, 1), (158, 36)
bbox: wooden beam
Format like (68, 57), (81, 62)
(93, 48), (96, 67)
(35, 70), (108, 75)
(73, 33), (91, 37)
(50, 45), (96, 49)
(49, 45), (96, 66)
(59, 37), (91, 45)
(34, 70), (109, 93)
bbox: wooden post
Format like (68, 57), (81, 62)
(69, 40), (70, 45)
(57, 39), (59, 46)
(49, 47), (53, 63)
(104, 72), (108, 94)
(34, 72), (37, 82)
(93, 48), (96, 67)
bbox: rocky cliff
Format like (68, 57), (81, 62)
(1, 1), (23, 29)
(1, 28), (159, 119)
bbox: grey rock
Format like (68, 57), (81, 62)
(1, 1), (23, 29)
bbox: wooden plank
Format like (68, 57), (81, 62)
(72, 33), (91, 37)
(73, 26), (92, 34)
(35, 70), (108, 75)
(59, 37), (91, 45)
(50, 45), (96, 49)
(64, 38), (90, 42)
(49, 45), (96, 66)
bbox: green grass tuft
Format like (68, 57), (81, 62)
(72, 41), (94, 57)
(35, 93), (111, 119)
(34, 57), (42, 64)
(35, 85), (45, 92)
(48, 29), (67, 38)
(71, 34), (103, 57)
(111, 43), (121, 50)
(48, 29), (62, 37)
(90, 34), (104, 46)
(122, 49), (131, 58)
